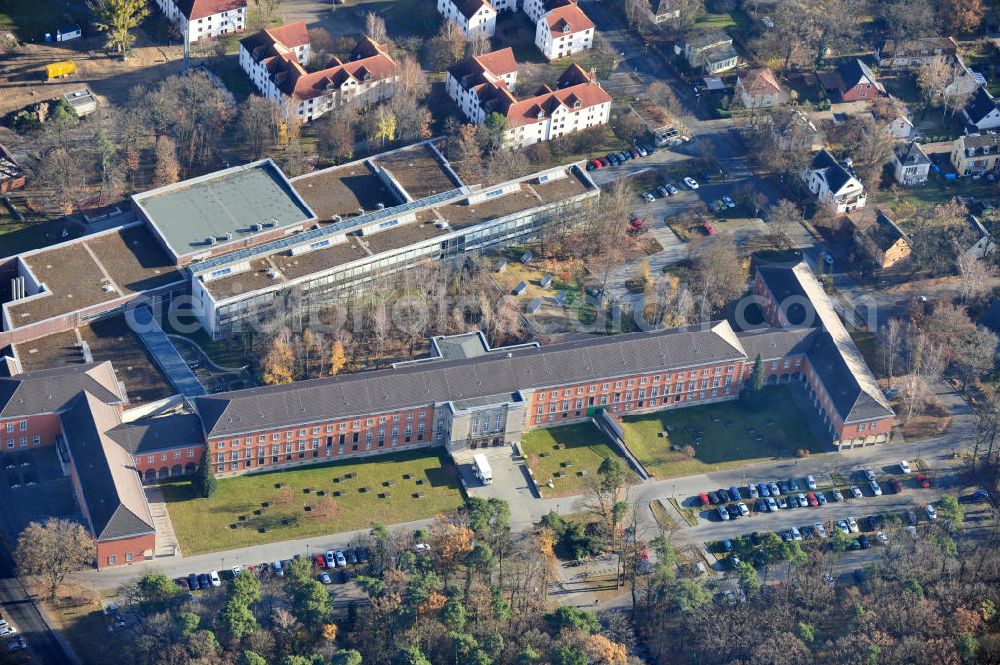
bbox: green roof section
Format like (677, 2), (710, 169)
(132, 159), (316, 260)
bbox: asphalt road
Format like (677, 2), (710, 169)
(0, 544), (74, 665)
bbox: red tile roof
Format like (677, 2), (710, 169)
(265, 21), (310, 48)
(176, 0), (246, 20)
(475, 47), (517, 77)
(279, 39), (397, 101)
(498, 64), (609, 128)
(453, 0), (496, 20)
(543, 2), (593, 34)
(738, 67), (782, 95)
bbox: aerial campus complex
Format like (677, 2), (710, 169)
(0, 140), (892, 568)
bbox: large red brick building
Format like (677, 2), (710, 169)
(0, 261), (893, 568)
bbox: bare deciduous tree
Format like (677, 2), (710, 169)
(364, 12), (388, 45)
(239, 95), (282, 159)
(153, 135), (180, 186)
(16, 519), (96, 600)
(957, 252), (995, 305)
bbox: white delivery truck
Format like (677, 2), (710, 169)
(472, 454), (493, 485)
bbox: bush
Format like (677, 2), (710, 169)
(525, 142), (552, 165)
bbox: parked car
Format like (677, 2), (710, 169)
(807, 492), (819, 507)
(231, 565), (242, 577)
(926, 504), (938, 520)
(796, 493), (808, 508)
(272, 561), (284, 577)
(755, 497), (768, 512)
(817, 492), (828, 506)
(683, 176), (699, 189)
(858, 534), (872, 549)
(197, 574), (210, 589)
(899, 460), (912, 474)
(356, 547), (369, 564)
(324, 550), (336, 568)
(737, 502), (750, 517)
(870, 481), (882, 496)
(789, 478), (800, 491)
(607, 153), (620, 166)
(707, 490), (721, 504)
(790, 527), (803, 541)
(629, 147), (641, 159)
(315, 554), (327, 569)
(187, 573), (199, 589)
(847, 516), (859, 533)
(717, 505), (729, 521)
(722, 195), (736, 208)
(175, 576), (189, 589)
(728, 486), (741, 502)
(806, 475), (817, 490)
(318, 571), (332, 584)
(656, 185), (669, 197)
(635, 145), (648, 157)
(665, 183), (679, 195)
(778, 480), (790, 494)
(747, 484), (758, 499)
(726, 503), (741, 519)
(832, 489), (844, 502)
(876, 531), (889, 545)
(716, 488), (729, 502)
(598, 157), (610, 167)
(814, 522), (827, 538)
(758, 482), (770, 498)
(0, 624), (16, 637)
(777, 497), (788, 509)
(836, 520), (850, 534)
(209, 570), (221, 587)
(959, 489), (990, 503)
(768, 482), (780, 496)
(703, 222), (715, 235)
(863, 468), (876, 482)
(850, 486), (863, 499)
(334, 550), (347, 567)
(415, 543), (432, 554)
(642, 192), (655, 202)
(915, 474), (932, 488)
(698, 492), (710, 507)
(765, 497), (777, 512)
(586, 159), (601, 171)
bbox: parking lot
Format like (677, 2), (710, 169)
(0, 447), (78, 541)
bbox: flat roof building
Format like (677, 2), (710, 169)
(132, 159), (316, 265)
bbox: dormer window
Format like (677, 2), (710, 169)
(562, 24), (570, 32)
(572, 99), (581, 108)
(537, 109), (545, 119)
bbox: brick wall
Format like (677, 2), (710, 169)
(0, 413), (62, 453)
(97, 533), (156, 569)
(135, 444), (205, 482)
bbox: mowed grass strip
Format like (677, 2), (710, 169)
(163, 449), (463, 554)
(521, 422), (635, 497)
(621, 386), (824, 478)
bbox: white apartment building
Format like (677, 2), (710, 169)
(153, 0), (246, 43)
(447, 51), (611, 149)
(437, 0), (498, 39)
(239, 27), (398, 123)
(535, 2), (594, 61)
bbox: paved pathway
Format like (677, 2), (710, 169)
(145, 485), (180, 558)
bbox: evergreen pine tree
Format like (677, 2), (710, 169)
(193, 457), (217, 498)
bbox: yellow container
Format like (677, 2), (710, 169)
(45, 60), (77, 80)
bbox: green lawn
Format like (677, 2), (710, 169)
(521, 422), (634, 496)
(620, 386), (824, 478)
(0, 0), (90, 40)
(163, 449), (464, 554)
(693, 11), (750, 31)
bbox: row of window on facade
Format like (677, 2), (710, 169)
(214, 435), (415, 473)
(6, 435), (41, 449)
(145, 449), (196, 463)
(533, 365), (740, 400)
(470, 413), (505, 435)
(214, 412), (429, 450)
(107, 552), (136, 565)
(533, 387), (735, 422)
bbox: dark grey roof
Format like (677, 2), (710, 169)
(0, 362), (124, 418)
(809, 150), (854, 195)
(835, 59), (884, 93)
(807, 332), (892, 422)
(735, 328), (816, 360)
(756, 262), (894, 423)
(195, 321), (747, 438)
(868, 211), (908, 251)
(964, 87), (998, 125)
(108, 413), (206, 455)
(893, 142), (930, 167)
(60, 393), (155, 541)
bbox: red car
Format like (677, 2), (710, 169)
(806, 492), (818, 507)
(314, 554), (327, 569)
(698, 492), (710, 507)
(703, 222), (716, 235)
(915, 474), (932, 488)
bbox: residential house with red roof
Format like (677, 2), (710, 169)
(531, 0), (594, 60)
(239, 27), (398, 124)
(447, 50), (611, 148)
(152, 0), (246, 43)
(735, 67), (788, 109)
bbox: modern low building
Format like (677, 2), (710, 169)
(239, 28), (398, 123)
(447, 52), (611, 148)
(735, 67), (788, 109)
(802, 150), (867, 214)
(62, 87), (97, 116)
(892, 141), (930, 186)
(151, 0), (246, 43)
(950, 133), (1000, 176)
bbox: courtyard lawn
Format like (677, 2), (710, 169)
(163, 449), (463, 554)
(620, 386), (824, 478)
(521, 422), (635, 497)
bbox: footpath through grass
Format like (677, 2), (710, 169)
(621, 386), (824, 478)
(163, 449), (463, 554)
(521, 422), (635, 496)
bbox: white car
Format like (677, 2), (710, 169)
(870, 481), (882, 496)
(876, 531), (889, 545)
(747, 484), (759, 499)
(683, 176), (699, 190)
(863, 468), (876, 482)
(722, 195), (736, 208)
(642, 192), (655, 203)
(415, 543), (432, 553)
(0, 624), (16, 637)
(231, 565), (242, 577)
(926, 504), (938, 520)
(814, 522), (827, 539)
(850, 486), (863, 499)
(806, 475), (816, 490)
(717, 505), (730, 520)
(790, 527), (802, 541)
(209, 570), (221, 587)
(737, 502), (750, 517)
(900, 460), (912, 474)
(796, 493), (808, 508)
(847, 516), (859, 533)
(765, 496), (777, 512)
(836, 520), (850, 535)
